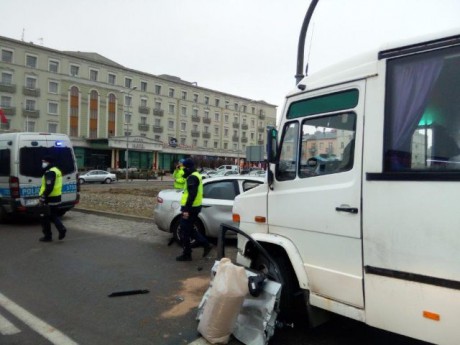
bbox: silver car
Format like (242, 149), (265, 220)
(154, 176), (264, 243)
(78, 170), (117, 184)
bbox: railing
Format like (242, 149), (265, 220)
(0, 84), (16, 93)
(22, 109), (40, 118)
(258, 113), (265, 120)
(202, 132), (211, 139)
(202, 117), (211, 124)
(241, 137), (248, 143)
(191, 116), (201, 123)
(23, 87), (40, 97)
(138, 123), (150, 131)
(139, 106), (150, 114)
(258, 140), (264, 145)
(153, 126), (163, 133)
(153, 109), (164, 116)
(232, 136), (239, 142)
(258, 127), (265, 133)
(233, 122), (239, 129)
(1, 107), (16, 115)
(241, 124), (248, 130)
(191, 131), (200, 137)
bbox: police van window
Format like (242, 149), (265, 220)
(299, 113), (356, 178)
(276, 121), (299, 181)
(20, 147), (76, 177)
(0, 149), (10, 176)
(384, 45), (460, 173)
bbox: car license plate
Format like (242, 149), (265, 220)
(25, 198), (39, 206)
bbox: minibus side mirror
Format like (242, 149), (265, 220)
(266, 126), (278, 164)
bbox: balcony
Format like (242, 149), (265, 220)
(191, 116), (201, 123)
(191, 130), (200, 138)
(139, 106), (150, 115)
(202, 132), (211, 139)
(1, 107), (16, 115)
(0, 83), (16, 93)
(153, 108), (164, 116)
(22, 109), (40, 118)
(241, 124), (248, 130)
(138, 123), (150, 131)
(258, 140), (264, 145)
(202, 117), (211, 124)
(232, 136), (239, 142)
(153, 126), (163, 133)
(259, 113), (265, 120)
(241, 137), (248, 143)
(23, 87), (40, 97)
(258, 127), (265, 133)
(233, 122), (239, 129)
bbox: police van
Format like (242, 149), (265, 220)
(0, 132), (79, 222)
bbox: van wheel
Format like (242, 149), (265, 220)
(171, 217), (206, 247)
(251, 249), (307, 322)
(104, 178), (112, 184)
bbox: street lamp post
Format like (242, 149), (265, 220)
(122, 86), (137, 182)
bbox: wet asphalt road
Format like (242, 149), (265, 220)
(0, 195), (431, 345)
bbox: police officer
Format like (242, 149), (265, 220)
(38, 155), (67, 242)
(172, 159), (186, 189)
(176, 158), (212, 261)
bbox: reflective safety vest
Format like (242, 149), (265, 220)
(181, 171), (203, 207)
(39, 166), (63, 197)
(173, 167), (186, 189)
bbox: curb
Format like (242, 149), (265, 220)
(71, 207), (155, 223)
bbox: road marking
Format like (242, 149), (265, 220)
(0, 312), (20, 335)
(0, 292), (78, 344)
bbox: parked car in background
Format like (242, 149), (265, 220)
(216, 165), (239, 172)
(248, 169), (266, 178)
(211, 170), (239, 178)
(154, 176), (265, 244)
(78, 170), (117, 184)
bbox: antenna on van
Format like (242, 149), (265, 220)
(295, 0), (320, 85)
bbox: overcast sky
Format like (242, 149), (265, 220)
(1, 0), (459, 117)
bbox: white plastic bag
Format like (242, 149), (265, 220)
(198, 258), (249, 344)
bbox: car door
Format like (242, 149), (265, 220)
(200, 180), (238, 237)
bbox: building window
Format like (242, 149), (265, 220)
(108, 73), (116, 85)
(48, 122), (58, 133)
(224, 142), (228, 149)
(48, 102), (58, 115)
(1, 72), (12, 85)
(1, 49), (13, 63)
(154, 135), (161, 141)
(141, 81), (147, 92)
(193, 94), (198, 103)
(224, 128), (229, 137)
(24, 120), (35, 132)
(154, 118), (161, 126)
(140, 98), (148, 107)
(140, 116), (147, 125)
(169, 104), (175, 114)
(204, 96), (209, 105)
(214, 141), (218, 149)
(193, 139), (198, 147)
(25, 76), (37, 89)
(180, 137), (186, 145)
(49, 60), (59, 73)
(70, 65), (79, 77)
(124, 95), (132, 107)
(168, 120), (174, 129)
(251, 132), (255, 140)
(155, 84), (161, 95)
(25, 99), (36, 111)
(182, 91), (187, 100)
(251, 119), (255, 128)
(125, 77), (132, 88)
(89, 69), (98, 81)
(1, 95), (12, 108)
(181, 122), (186, 131)
(169, 88), (175, 97)
(155, 101), (161, 110)
(204, 140), (208, 148)
(215, 99), (220, 107)
(251, 106), (256, 114)
(224, 114), (229, 123)
(204, 110), (209, 119)
(26, 54), (37, 68)
(70, 86), (79, 137)
(214, 127), (219, 135)
(214, 113), (219, 121)
(181, 106), (187, 116)
(108, 93), (116, 137)
(89, 90), (99, 139)
(192, 108), (198, 116)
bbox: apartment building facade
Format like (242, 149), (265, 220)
(0, 35), (277, 171)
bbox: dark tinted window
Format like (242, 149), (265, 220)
(20, 147), (75, 177)
(384, 45), (460, 173)
(203, 181), (236, 200)
(0, 149), (10, 176)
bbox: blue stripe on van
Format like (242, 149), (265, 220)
(18, 183), (77, 197)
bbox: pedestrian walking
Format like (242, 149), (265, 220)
(173, 159), (186, 189)
(38, 155), (67, 242)
(176, 158), (212, 261)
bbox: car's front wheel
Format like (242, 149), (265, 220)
(171, 217), (206, 247)
(104, 178), (112, 184)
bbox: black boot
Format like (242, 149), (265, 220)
(176, 254), (192, 261)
